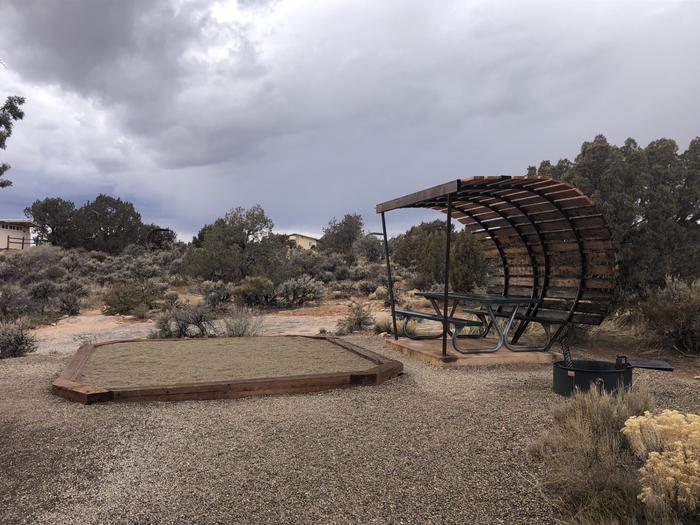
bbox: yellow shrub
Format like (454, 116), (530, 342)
(622, 410), (700, 517)
(639, 448), (700, 514)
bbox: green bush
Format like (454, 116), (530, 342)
(348, 265), (370, 281)
(352, 234), (382, 262)
(42, 265), (66, 281)
(103, 281), (156, 315)
(56, 280), (89, 316)
(0, 320), (37, 358)
(355, 279), (378, 295)
(0, 286), (29, 320)
(201, 280), (233, 309)
(276, 275), (323, 307)
(57, 291), (81, 316)
(317, 270), (336, 283)
(232, 276), (275, 307)
(639, 277), (700, 355)
(29, 279), (58, 314)
(336, 301), (374, 335)
(333, 264), (350, 281)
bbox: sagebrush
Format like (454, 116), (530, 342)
(639, 277), (700, 355)
(336, 301), (374, 335)
(222, 306), (263, 337)
(0, 320), (37, 359)
(530, 385), (654, 524)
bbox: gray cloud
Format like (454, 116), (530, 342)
(1, 0), (699, 239)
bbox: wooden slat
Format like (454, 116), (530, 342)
(376, 179), (460, 212)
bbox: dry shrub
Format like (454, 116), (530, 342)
(336, 301), (374, 335)
(201, 280), (232, 309)
(622, 410), (700, 522)
(103, 280), (157, 315)
(369, 285), (388, 301)
(222, 306), (263, 337)
(0, 319), (37, 359)
(355, 279), (378, 295)
(130, 303), (151, 319)
(152, 303), (213, 338)
(373, 314), (416, 336)
(639, 277), (700, 355)
(276, 275), (323, 307)
(531, 384), (654, 524)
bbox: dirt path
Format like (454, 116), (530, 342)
(32, 310), (344, 355)
(32, 310), (155, 355)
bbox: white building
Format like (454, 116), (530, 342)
(288, 233), (319, 250)
(0, 219), (38, 250)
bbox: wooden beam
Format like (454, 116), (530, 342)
(375, 179), (461, 213)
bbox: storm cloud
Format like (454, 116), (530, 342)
(1, 0), (699, 238)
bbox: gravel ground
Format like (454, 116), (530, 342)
(1, 334), (697, 524)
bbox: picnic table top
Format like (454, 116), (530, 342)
(414, 291), (536, 306)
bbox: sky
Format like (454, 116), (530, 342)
(1, 0), (699, 240)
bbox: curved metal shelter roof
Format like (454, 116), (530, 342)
(376, 176), (617, 328)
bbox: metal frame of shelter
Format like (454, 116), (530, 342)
(376, 176), (617, 356)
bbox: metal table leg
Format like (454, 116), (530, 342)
(451, 305), (506, 354)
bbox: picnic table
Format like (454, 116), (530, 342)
(395, 292), (547, 354)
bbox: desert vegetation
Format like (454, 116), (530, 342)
(532, 386), (699, 524)
(0, 135), (696, 360)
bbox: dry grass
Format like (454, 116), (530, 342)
(530, 384), (654, 524)
(373, 314), (417, 336)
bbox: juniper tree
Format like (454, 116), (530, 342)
(0, 95), (25, 188)
(529, 134), (700, 297)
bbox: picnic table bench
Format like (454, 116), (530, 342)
(396, 292), (566, 353)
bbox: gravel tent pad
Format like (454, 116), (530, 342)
(52, 336), (402, 403)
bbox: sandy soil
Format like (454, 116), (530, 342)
(78, 337), (374, 388)
(31, 309), (155, 355)
(31, 309), (345, 356)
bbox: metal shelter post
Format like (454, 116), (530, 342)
(381, 212), (399, 340)
(442, 193), (453, 356)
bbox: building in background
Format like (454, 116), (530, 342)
(288, 233), (318, 250)
(0, 219), (38, 250)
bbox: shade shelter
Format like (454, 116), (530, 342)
(376, 176), (617, 356)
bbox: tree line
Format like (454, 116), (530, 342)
(14, 132), (700, 302)
(25, 195), (175, 254)
(529, 135), (699, 298)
